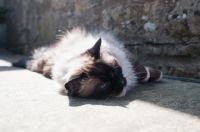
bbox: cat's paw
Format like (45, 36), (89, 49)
(145, 67), (163, 82)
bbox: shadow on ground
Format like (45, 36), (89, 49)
(66, 79), (200, 117)
(1, 55), (200, 118)
(0, 66), (26, 72)
(0, 55), (29, 71)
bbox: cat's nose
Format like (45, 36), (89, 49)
(120, 79), (125, 85)
(118, 78), (126, 87)
(64, 83), (71, 93)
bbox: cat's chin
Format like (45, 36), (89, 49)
(115, 88), (127, 97)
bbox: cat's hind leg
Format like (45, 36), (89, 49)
(12, 57), (32, 69)
(13, 57), (52, 78)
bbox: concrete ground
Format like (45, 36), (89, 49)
(0, 55), (200, 132)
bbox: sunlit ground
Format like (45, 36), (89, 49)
(0, 55), (200, 131)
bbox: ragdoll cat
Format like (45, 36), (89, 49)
(13, 28), (162, 99)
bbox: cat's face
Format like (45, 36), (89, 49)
(64, 38), (127, 99)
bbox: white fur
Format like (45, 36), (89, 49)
(143, 67), (150, 82)
(156, 71), (163, 81)
(115, 88), (127, 97)
(51, 28), (137, 95)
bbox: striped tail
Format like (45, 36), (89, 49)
(134, 61), (163, 83)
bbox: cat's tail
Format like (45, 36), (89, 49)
(142, 67), (163, 82)
(134, 62), (162, 83)
(12, 58), (32, 69)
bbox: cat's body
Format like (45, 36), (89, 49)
(13, 28), (162, 99)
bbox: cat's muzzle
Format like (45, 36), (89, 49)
(64, 76), (81, 97)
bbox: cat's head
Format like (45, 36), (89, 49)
(64, 38), (127, 99)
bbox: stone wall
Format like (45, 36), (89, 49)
(0, 0), (6, 49)
(4, 0), (200, 78)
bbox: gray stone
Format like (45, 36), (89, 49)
(0, 24), (6, 48)
(0, 0), (7, 49)
(3, 0), (200, 78)
(0, 0), (4, 5)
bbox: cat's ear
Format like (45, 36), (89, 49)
(113, 60), (120, 68)
(88, 38), (101, 59)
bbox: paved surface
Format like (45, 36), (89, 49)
(0, 55), (200, 132)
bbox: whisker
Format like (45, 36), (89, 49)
(106, 93), (115, 100)
(125, 51), (148, 78)
(133, 54), (148, 70)
(105, 95), (111, 100)
(126, 76), (138, 79)
(126, 78), (138, 82)
(111, 93), (115, 98)
(126, 72), (137, 78)
(133, 50), (138, 65)
(86, 79), (93, 84)
(134, 62), (144, 70)
(124, 68), (133, 77)
(126, 78), (137, 82)
(135, 72), (148, 75)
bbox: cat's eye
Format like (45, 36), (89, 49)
(100, 83), (108, 89)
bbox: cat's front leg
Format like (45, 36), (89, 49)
(134, 61), (162, 83)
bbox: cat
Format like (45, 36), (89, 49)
(12, 28), (162, 99)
